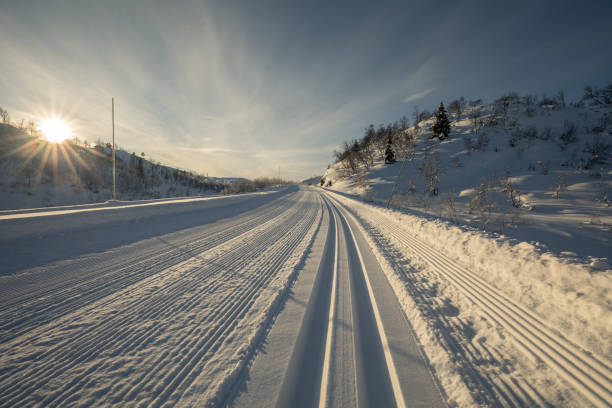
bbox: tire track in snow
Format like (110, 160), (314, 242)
(328, 192), (612, 408)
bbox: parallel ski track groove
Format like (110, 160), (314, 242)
(0, 194), (299, 386)
(0, 196), (297, 342)
(0, 191), (321, 407)
(1, 193), (310, 406)
(330, 194), (612, 408)
(328, 196), (407, 408)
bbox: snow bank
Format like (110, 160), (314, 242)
(340, 205), (476, 407)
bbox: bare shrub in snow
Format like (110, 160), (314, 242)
(539, 93), (560, 109)
(0, 107), (9, 124)
(222, 180), (256, 194)
(419, 149), (443, 196)
(419, 191), (432, 210)
(595, 170), (610, 206)
(496, 206), (524, 232)
(359, 135), (376, 170)
(538, 160), (550, 175)
(540, 126), (553, 141)
(494, 93), (517, 130)
(508, 128), (521, 148)
(525, 126), (538, 147)
(335, 141), (359, 177)
(448, 97), (466, 117)
(582, 83), (612, 106)
(552, 174), (567, 199)
(486, 115), (498, 127)
(500, 170), (523, 208)
(584, 134), (611, 168)
(395, 128), (417, 160)
(463, 137), (473, 153)
(476, 132), (489, 151)
(591, 114), (612, 134)
(403, 177), (417, 194)
(355, 171), (370, 190)
(469, 180), (495, 229)
(559, 120), (577, 145)
(442, 191), (458, 222)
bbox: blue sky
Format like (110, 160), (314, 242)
(1, 0), (611, 180)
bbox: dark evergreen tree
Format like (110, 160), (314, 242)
(432, 102), (451, 140)
(384, 135), (396, 164)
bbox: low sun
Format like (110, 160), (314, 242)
(39, 118), (72, 143)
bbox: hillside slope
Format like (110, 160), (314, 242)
(0, 123), (230, 210)
(320, 96), (611, 406)
(321, 99), (611, 262)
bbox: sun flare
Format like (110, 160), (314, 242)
(39, 118), (72, 143)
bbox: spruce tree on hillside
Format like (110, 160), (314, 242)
(432, 102), (451, 140)
(384, 135), (396, 164)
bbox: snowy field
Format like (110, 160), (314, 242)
(0, 185), (610, 407)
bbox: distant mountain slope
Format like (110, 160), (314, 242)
(321, 94), (611, 261)
(0, 123), (229, 210)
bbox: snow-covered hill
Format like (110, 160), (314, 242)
(321, 96), (611, 263)
(318, 96), (611, 405)
(0, 123), (239, 210)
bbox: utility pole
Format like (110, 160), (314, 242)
(112, 97), (116, 200)
(278, 166), (280, 184)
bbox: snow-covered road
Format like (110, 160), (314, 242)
(0, 186), (443, 407)
(234, 193), (445, 408)
(0, 187), (322, 406)
(1, 186), (609, 407)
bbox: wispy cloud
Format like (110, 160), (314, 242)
(1, 2), (435, 179)
(8, 2), (607, 179)
(403, 88), (435, 103)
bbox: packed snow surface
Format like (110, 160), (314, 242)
(0, 185), (609, 407)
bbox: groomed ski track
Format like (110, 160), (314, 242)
(1, 186), (609, 407)
(326, 191), (612, 408)
(231, 191), (446, 408)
